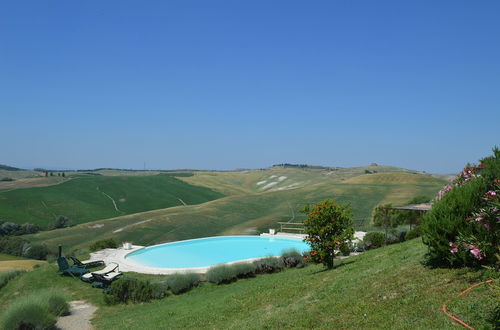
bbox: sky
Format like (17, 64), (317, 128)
(1, 1), (499, 174)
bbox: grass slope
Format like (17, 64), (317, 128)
(28, 177), (445, 251)
(0, 240), (496, 329)
(0, 174), (223, 227)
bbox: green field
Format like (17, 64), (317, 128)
(0, 239), (496, 329)
(28, 171), (446, 251)
(0, 173), (224, 228)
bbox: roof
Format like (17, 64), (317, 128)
(390, 203), (433, 211)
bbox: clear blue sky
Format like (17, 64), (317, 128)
(1, 1), (499, 173)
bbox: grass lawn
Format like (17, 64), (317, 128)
(0, 239), (496, 329)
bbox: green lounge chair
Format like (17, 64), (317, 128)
(57, 257), (88, 278)
(69, 256), (104, 268)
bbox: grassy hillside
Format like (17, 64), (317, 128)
(0, 174), (224, 228)
(28, 174), (445, 251)
(0, 240), (496, 328)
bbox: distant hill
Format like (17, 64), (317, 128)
(0, 164), (22, 171)
(0, 173), (224, 228)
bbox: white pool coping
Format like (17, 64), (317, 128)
(88, 232), (366, 275)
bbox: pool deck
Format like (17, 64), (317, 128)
(88, 232), (366, 275)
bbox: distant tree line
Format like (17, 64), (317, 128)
(272, 163), (339, 170)
(0, 236), (51, 260)
(0, 216), (73, 237)
(0, 177), (15, 181)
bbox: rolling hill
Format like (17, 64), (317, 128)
(0, 173), (224, 228)
(27, 169), (448, 251)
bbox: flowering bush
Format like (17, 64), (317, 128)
(422, 147), (500, 267)
(302, 199), (354, 269)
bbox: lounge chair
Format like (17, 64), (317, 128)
(81, 262), (119, 282)
(69, 256), (104, 268)
(91, 271), (122, 286)
(57, 257), (89, 278)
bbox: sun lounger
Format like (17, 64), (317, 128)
(69, 256), (104, 268)
(81, 262), (119, 282)
(57, 257), (89, 278)
(90, 271), (122, 288)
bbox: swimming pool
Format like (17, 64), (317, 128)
(125, 235), (310, 269)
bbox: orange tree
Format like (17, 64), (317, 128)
(302, 199), (354, 269)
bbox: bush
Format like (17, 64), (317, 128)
(422, 148), (499, 267)
(0, 177), (14, 181)
(0, 299), (55, 330)
(280, 249), (306, 267)
(253, 257), (284, 274)
(363, 232), (385, 249)
(105, 278), (155, 304)
(151, 282), (169, 299)
(166, 273), (200, 294)
(0, 270), (26, 291)
(0, 236), (29, 257)
(24, 244), (51, 260)
(232, 263), (257, 278)
(405, 227), (422, 241)
(0, 289), (68, 329)
(206, 265), (238, 284)
(89, 238), (118, 252)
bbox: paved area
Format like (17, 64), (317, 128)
(56, 300), (97, 330)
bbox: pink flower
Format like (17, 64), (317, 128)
(475, 217), (483, 222)
(450, 248), (458, 253)
(470, 248), (483, 260)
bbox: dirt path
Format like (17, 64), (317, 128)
(56, 300), (97, 330)
(97, 187), (121, 212)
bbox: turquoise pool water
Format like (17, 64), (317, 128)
(125, 236), (310, 269)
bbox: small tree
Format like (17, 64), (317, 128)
(302, 199), (354, 269)
(372, 204), (398, 244)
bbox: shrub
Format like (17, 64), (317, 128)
(151, 282), (169, 299)
(0, 289), (68, 329)
(0, 270), (26, 290)
(166, 273), (200, 294)
(0, 236), (29, 257)
(405, 227), (422, 241)
(280, 249), (306, 267)
(89, 238), (118, 252)
(0, 299), (55, 330)
(253, 257), (284, 274)
(206, 265), (238, 284)
(363, 232), (385, 249)
(232, 263), (257, 278)
(0, 177), (14, 181)
(422, 147), (500, 267)
(24, 244), (51, 260)
(302, 199), (354, 268)
(105, 278), (155, 304)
